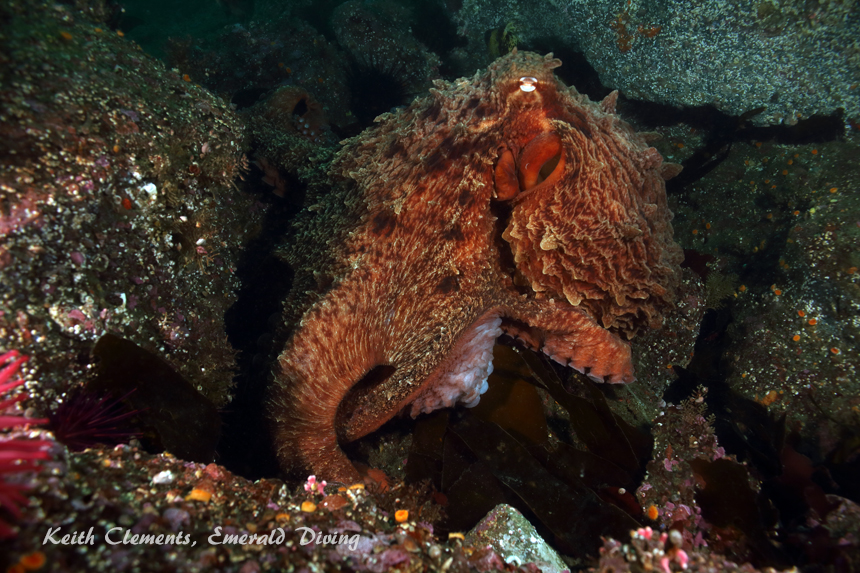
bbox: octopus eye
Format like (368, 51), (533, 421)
(493, 132), (567, 201)
(519, 77), (538, 92)
(518, 132), (564, 192)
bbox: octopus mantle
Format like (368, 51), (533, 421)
(269, 51), (682, 483)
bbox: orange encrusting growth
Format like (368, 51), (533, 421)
(18, 551), (46, 570)
(647, 505), (659, 520)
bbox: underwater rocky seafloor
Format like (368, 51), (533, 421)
(1, 0), (859, 572)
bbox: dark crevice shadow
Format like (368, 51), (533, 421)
(218, 174), (302, 480)
(624, 101), (846, 191)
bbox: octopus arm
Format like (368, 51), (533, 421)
(269, 274), (385, 484)
(501, 300), (635, 384)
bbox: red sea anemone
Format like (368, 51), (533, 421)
(0, 350), (51, 538)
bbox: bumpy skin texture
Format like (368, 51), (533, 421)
(269, 51), (682, 483)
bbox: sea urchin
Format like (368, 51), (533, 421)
(47, 387), (140, 452)
(0, 350), (51, 538)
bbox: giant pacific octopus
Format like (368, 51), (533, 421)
(268, 51), (683, 483)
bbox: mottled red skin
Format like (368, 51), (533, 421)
(269, 51), (682, 483)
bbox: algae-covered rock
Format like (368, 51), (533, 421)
(0, 0), (264, 407)
(466, 504), (569, 573)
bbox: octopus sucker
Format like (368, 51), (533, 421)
(269, 51), (682, 483)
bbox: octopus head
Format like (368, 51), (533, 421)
(489, 51), (682, 339)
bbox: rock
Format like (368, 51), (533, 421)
(0, 0), (264, 407)
(453, 0), (859, 125)
(466, 504), (569, 573)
